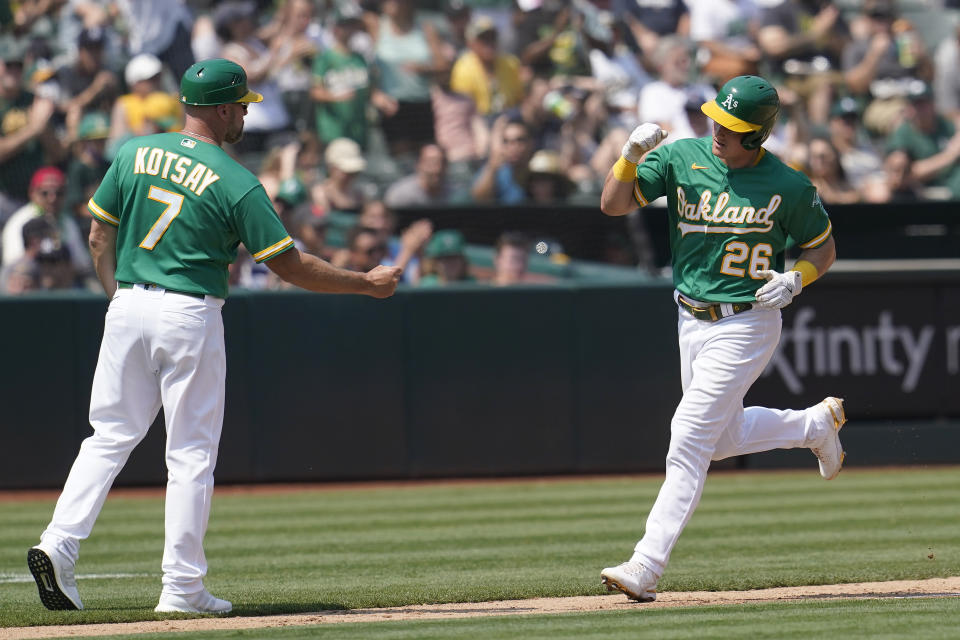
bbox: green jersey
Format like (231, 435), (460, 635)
(313, 47), (370, 148)
(89, 133), (294, 298)
(634, 137), (831, 303)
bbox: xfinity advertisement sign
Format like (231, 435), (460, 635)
(747, 281), (960, 418)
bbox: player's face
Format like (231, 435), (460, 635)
(710, 121), (755, 168)
(223, 103), (247, 144)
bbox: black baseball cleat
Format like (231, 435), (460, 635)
(28, 545), (83, 610)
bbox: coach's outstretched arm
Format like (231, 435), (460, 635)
(267, 247), (402, 298)
(600, 123), (667, 216)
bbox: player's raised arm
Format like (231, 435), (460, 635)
(266, 247), (401, 298)
(600, 123), (667, 216)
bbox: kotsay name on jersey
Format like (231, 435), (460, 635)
(676, 188), (780, 235)
(132, 146), (221, 196)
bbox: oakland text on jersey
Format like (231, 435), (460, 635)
(132, 145), (221, 196)
(675, 187), (781, 235)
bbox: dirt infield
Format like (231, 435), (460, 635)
(3, 577), (959, 640)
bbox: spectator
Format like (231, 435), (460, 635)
(286, 201), (331, 261)
(491, 231), (530, 286)
(613, 0), (688, 66)
(384, 143), (455, 207)
(2, 167), (89, 280)
(933, 23), (960, 119)
(430, 65), (489, 168)
(437, 0), (472, 60)
(216, 0), (291, 151)
(269, 0), (325, 132)
(53, 27), (119, 135)
(0, 39), (62, 222)
(113, 0), (195, 79)
(393, 217), (433, 285)
(354, 199), (434, 284)
(501, 77), (554, 152)
(108, 54), (183, 151)
(272, 176), (309, 226)
(340, 225), (388, 272)
(670, 85), (714, 141)
(64, 112), (110, 243)
(807, 136), (860, 204)
(550, 85), (609, 190)
(756, 0), (848, 125)
(368, 0), (449, 157)
(313, 137), (368, 212)
(861, 148), (920, 203)
(0, 217), (75, 294)
(449, 16), (523, 117)
(587, 13), (651, 132)
(684, 0), (762, 82)
(312, 6), (391, 149)
(842, 0), (933, 135)
(8, 0), (61, 39)
(419, 229), (473, 286)
(638, 36), (714, 135)
(827, 96), (881, 189)
(257, 132), (325, 205)
(885, 81), (960, 199)
(471, 118), (535, 204)
(513, 2), (589, 78)
(525, 149), (572, 203)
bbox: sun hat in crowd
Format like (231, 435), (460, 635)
(125, 53), (163, 86)
(324, 138), (367, 173)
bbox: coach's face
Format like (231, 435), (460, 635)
(221, 102), (247, 144)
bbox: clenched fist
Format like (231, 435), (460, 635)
(754, 269), (802, 309)
(365, 265), (403, 298)
(621, 123), (668, 163)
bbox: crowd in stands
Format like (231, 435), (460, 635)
(2, 0), (960, 294)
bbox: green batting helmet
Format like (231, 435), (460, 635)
(179, 58), (263, 106)
(701, 76), (780, 150)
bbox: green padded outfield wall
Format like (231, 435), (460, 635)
(1, 272), (958, 489)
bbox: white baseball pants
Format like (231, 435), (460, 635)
(633, 301), (827, 577)
(41, 284), (226, 596)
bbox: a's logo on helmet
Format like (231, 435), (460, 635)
(721, 93), (738, 110)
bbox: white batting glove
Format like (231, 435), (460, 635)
(621, 123), (668, 163)
(754, 269), (803, 309)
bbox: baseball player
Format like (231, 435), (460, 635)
(27, 59), (401, 614)
(597, 75), (845, 602)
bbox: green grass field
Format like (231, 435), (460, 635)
(56, 599), (960, 640)
(2, 467), (959, 638)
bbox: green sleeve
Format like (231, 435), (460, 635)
(88, 159), (121, 226)
(634, 146), (669, 206)
(885, 123), (909, 154)
(785, 185), (832, 250)
(234, 185), (295, 262)
(312, 51), (329, 81)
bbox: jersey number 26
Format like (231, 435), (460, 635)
(720, 241), (772, 279)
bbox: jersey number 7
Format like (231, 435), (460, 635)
(140, 185), (185, 250)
